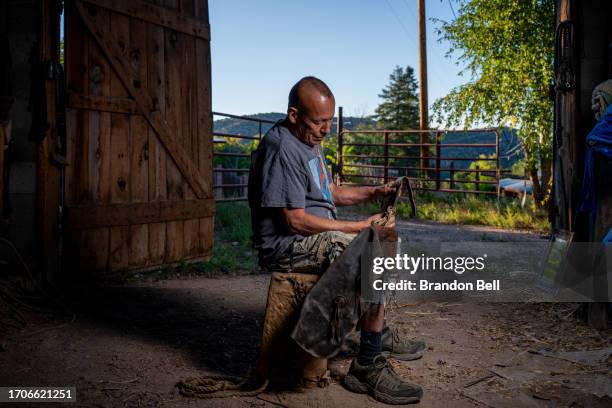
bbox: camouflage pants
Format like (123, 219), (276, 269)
(266, 231), (356, 275)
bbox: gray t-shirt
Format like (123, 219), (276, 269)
(248, 121), (337, 265)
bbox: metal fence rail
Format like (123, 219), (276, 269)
(212, 112), (275, 202)
(337, 128), (502, 197)
(212, 108), (515, 202)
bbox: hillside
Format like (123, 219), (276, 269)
(213, 112), (376, 136)
(213, 113), (522, 170)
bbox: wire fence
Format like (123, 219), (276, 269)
(337, 128), (503, 197)
(212, 112), (275, 202)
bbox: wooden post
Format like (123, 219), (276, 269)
(475, 165), (480, 191)
(383, 131), (389, 184)
(0, 121), (5, 217)
(37, 0), (62, 283)
(495, 130), (501, 199)
(435, 131), (441, 190)
(418, 0), (429, 171)
(214, 165), (223, 199)
(336, 106), (343, 184)
(450, 162), (455, 190)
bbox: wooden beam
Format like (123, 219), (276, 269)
(418, 0), (430, 175)
(76, 0), (211, 199)
(67, 92), (139, 114)
(0, 121), (5, 217)
(80, 0), (210, 41)
(66, 198), (215, 228)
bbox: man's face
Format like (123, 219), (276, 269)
(288, 94), (335, 147)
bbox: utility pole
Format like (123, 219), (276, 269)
(418, 0), (429, 172)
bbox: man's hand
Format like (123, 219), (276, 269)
(383, 212), (396, 229)
(365, 212), (386, 226)
(361, 212), (395, 229)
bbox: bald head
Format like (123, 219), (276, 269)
(285, 76), (335, 147)
(288, 76), (334, 111)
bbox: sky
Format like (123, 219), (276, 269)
(209, 0), (467, 118)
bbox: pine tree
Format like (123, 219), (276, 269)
(375, 66), (420, 130)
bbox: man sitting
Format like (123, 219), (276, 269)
(248, 76), (425, 404)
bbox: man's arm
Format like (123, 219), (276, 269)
(331, 182), (396, 207)
(281, 208), (384, 236)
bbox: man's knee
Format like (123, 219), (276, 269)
(323, 230), (356, 248)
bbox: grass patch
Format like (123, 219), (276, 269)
(396, 193), (550, 233)
(197, 201), (257, 275)
(351, 192), (550, 233)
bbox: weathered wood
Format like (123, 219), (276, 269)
(66, 198), (214, 229)
(418, 0), (429, 171)
(129, 15), (150, 267)
(182, 30), (199, 257)
(84, 5), (111, 273)
(107, 8), (131, 272)
(0, 121), (6, 216)
(164, 0), (185, 262)
(108, 226), (129, 270)
(65, 0), (213, 273)
(179, 0), (195, 17)
(76, 0), (210, 199)
(70, 1), (91, 205)
(147, 0), (168, 264)
(198, 216), (213, 257)
(81, 0), (210, 41)
(67, 93), (139, 114)
(195, 2), (213, 256)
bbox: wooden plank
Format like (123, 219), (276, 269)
(164, 0), (185, 262)
(0, 122), (5, 216)
(81, 0), (210, 41)
(108, 7), (131, 272)
(179, 0), (195, 17)
(67, 93), (139, 114)
(108, 115), (130, 203)
(68, 1), (91, 205)
(109, 226), (129, 271)
(195, 0), (208, 23)
(165, 218), (183, 262)
(195, 14), (213, 255)
(181, 30), (199, 257)
(198, 216), (213, 258)
(147, 0), (167, 265)
(84, 5), (111, 273)
(66, 198), (214, 229)
(76, 0), (210, 199)
(129, 15), (150, 267)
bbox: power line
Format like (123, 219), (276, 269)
(384, 0), (419, 51)
(448, 0), (457, 19)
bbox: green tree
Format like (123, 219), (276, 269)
(375, 66), (420, 130)
(432, 0), (554, 206)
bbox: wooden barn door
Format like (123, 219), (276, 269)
(63, 0), (213, 274)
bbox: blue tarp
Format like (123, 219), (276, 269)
(579, 104), (612, 214)
(500, 178), (533, 194)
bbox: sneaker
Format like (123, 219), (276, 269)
(343, 355), (423, 404)
(382, 327), (427, 361)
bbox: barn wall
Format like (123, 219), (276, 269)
(0, 0), (38, 267)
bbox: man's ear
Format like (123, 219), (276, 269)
(287, 107), (298, 124)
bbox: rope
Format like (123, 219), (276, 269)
(177, 373), (269, 399)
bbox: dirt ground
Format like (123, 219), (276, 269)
(1, 219), (611, 407)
